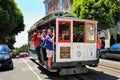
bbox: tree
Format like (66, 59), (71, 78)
(114, 0), (120, 23)
(5, 35), (16, 49)
(20, 44), (28, 52)
(11, 44), (28, 57)
(0, 0), (25, 48)
(71, 0), (117, 30)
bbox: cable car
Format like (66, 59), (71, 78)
(28, 12), (99, 75)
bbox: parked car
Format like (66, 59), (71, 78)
(100, 43), (120, 59)
(0, 45), (13, 69)
(18, 52), (30, 57)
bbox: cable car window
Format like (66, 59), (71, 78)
(73, 22), (84, 42)
(58, 20), (71, 42)
(84, 22), (96, 43)
(87, 24), (95, 41)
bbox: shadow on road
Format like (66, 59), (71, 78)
(87, 69), (119, 80)
(30, 59), (65, 80)
(30, 58), (119, 80)
(102, 58), (120, 62)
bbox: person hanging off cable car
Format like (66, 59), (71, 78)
(41, 29), (48, 66)
(45, 29), (55, 69)
(32, 32), (42, 63)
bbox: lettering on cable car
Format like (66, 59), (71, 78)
(60, 47), (70, 58)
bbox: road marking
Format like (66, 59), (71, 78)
(21, 67), (31, 72)
(98, 65), (120, 73)
(22, 58), (42, 80)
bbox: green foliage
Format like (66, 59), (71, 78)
(114, 0), (120, 23)
(117, 33), (120, 43)
(11, 51), (17, 57)
(110, 35), (115, 46)
(71, 0), (118, 30)
(5, 35), (15, 49)
(0, 0), (25, 48)
(11, 44), (28, 56)
(19, 44), (28, 52)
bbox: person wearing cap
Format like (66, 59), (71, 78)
(32, 32), (40, 48)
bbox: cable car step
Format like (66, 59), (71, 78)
(59, 66), (88, 75)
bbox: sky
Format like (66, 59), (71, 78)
(14, 0), (45, 47)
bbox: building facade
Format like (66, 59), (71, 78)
(43, 0), (73, 15)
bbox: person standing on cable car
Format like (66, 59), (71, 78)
(45, 29), (54, 69)
(41, 29), (47, 66)
(32, 32), (41, 63)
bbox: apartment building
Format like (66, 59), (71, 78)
(43, 0), (73, 14)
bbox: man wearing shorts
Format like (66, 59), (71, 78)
(45, 29), (54, 69)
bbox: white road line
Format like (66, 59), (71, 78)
(22, 58), (42, 80)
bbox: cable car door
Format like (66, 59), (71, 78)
(72, 21), (85, 61)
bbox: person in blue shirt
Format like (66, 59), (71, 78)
(45, 29), (54, 69)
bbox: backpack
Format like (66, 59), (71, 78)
(37, 40), (43, 48)
(42, 40), (46, 49)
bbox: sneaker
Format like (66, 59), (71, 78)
(43, 65), (47, 68)
(48, 68), (57, 72)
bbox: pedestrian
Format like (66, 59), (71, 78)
(97, 33), (102, 58)
(101, 37), (105, 49)
(45, 29), (54, 69)
(41, 29), (47, 66)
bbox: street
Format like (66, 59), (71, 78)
(0, 0), (120, 80)
(0, 57), (120, 80)
(0, 57), (48, 80)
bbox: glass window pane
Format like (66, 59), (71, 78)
(58, 21), (71, 42)
(0, 46), (8, 54)
(87, 24), (95, 41)
(73, 23), (84, 42)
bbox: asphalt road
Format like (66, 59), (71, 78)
(0, 57), (49, 80)
(0, 57), (120, 80)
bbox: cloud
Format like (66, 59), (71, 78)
(14, 31), (28, 48)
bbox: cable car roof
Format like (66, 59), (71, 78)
(28, 12), (97, 32)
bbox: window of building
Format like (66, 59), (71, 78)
(57, 4), (60, 9)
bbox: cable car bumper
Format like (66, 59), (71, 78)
(52, 60), (99, 67)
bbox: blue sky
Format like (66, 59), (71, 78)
(14, 0), (45, 47)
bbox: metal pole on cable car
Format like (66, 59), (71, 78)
(52, 27), (55, 62)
